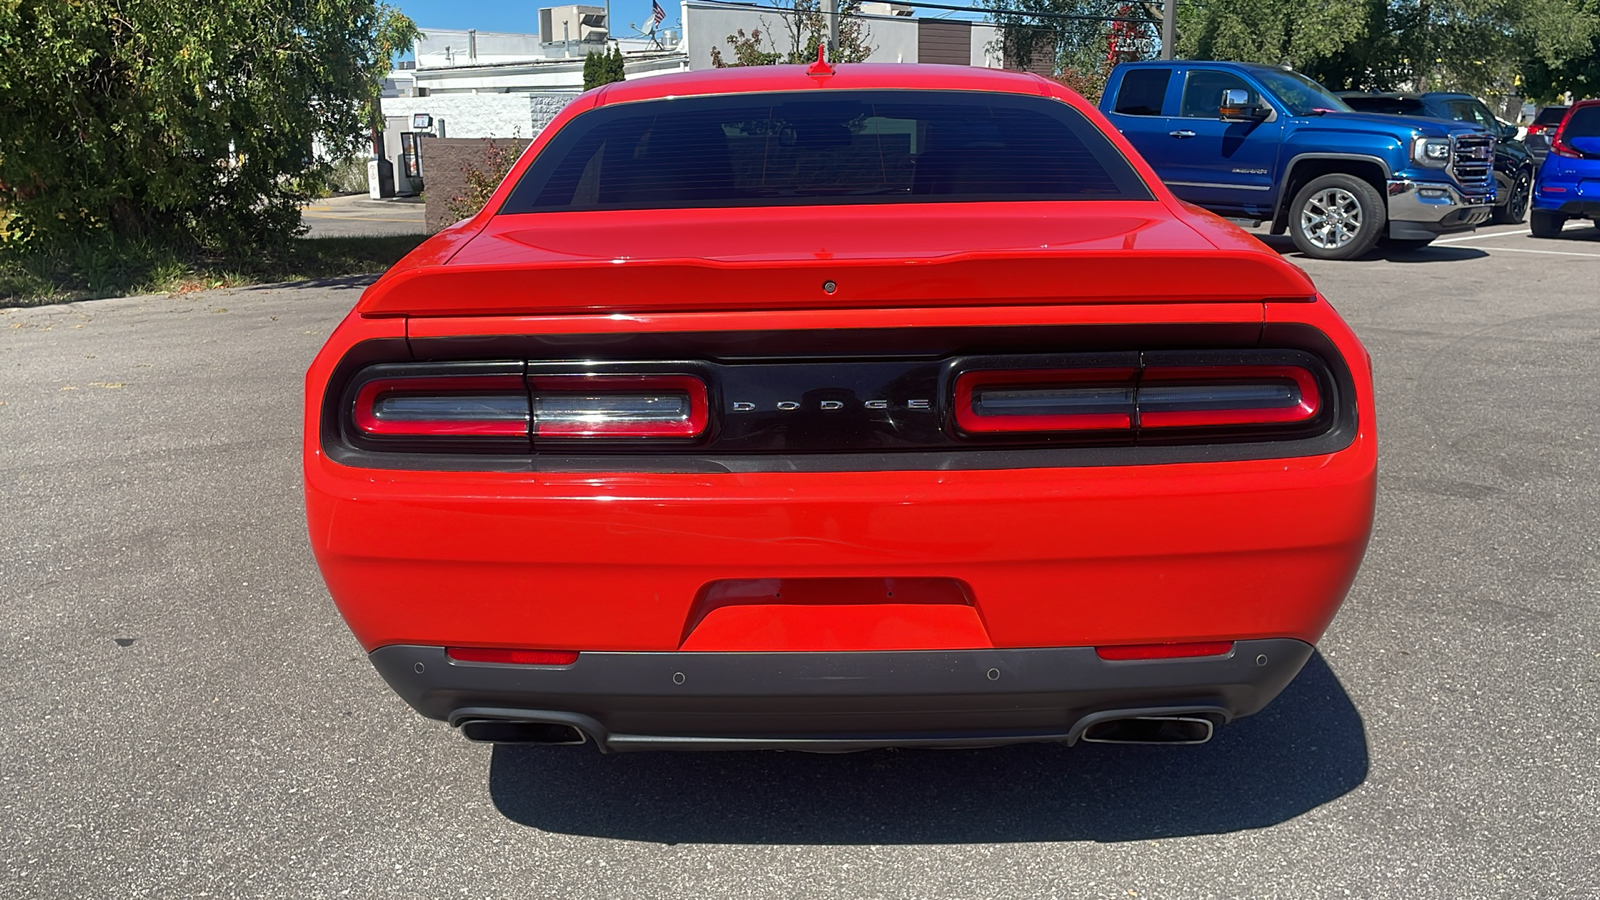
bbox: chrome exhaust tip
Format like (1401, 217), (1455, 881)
(1080, 715), (1215, 745)
(457, 718), (589, 745)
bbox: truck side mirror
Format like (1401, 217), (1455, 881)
(1219, 88), (1269, 122)
(1500, 122), (1518, 141)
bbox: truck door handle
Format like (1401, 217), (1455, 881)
(1169, 130), (1196, 139)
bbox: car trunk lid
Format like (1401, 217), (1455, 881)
(357, 202), (1313, 317)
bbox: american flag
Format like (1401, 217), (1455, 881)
(650, 0), (666, 29)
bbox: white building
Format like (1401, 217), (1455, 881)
(380, 1), (1004, 141)
(371, 1), (1006, 195)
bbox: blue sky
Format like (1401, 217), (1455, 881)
(395, 0), (675, 42)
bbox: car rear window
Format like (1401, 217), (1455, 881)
(1535, 106), (1569, 126)
(1563, 105), (1600, 138)
(500, 90), (1152, 213)
(1343, 96), (1426, 116)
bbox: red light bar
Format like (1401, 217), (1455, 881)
(446, 647), (580, 666)
(953, 367), (1138, 434)
(353, 375), (529, 437)
(1137, 365), (1320, 429)
(529, 374), (709, 439)
(1095, 641), (1235, 661)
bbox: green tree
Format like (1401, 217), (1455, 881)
(584, 45), (627, 89)
(0, 0), (418, 253)
(709, 0), (875, 66)
(978, 0), (1159, 79)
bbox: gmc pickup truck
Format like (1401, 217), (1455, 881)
(1100, 61), (1495, 259)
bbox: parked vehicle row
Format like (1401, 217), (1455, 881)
(1335, 91), (1532, 226)
(1531, 100), (1600, 237)
(1100, 61), (1497, 261)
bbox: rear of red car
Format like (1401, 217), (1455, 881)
(304, 65), (1375, 751)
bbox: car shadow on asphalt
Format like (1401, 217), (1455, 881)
(486, 651), (1367, 844)
(1250, 233), (1489, 262)
(239, 275), (379, 292)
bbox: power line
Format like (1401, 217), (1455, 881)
(891, 1), (1159, 25)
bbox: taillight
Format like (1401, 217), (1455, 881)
(1139, 365), (1320, 429)
(447, 647), (579, 666)
(529, 374), (709, 440)
(954, 367), (1137, 433)
(1096, 641), (1235, 660)
(952, 360), (1324, 437)
(353, 374), (528, 438)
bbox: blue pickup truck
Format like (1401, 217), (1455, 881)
(1100, 61), (1496, 259)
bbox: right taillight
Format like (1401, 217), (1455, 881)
(1138, 365), (1320, 429)
(951, 358), (1326, 439)
(954, 367), (1138, 434)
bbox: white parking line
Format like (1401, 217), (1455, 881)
(1479, 246), (1600, 258)
(1435, 229), (1531, 243)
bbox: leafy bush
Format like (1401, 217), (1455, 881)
(0, 1), (418, 257)
(325, 158), (374, 196)
(446, 139), (524, 222)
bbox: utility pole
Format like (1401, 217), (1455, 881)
(825, 0), (839, 57)
(1160, 0), (1175, 60)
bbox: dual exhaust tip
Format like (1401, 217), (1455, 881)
(455, 712), (1216, 748)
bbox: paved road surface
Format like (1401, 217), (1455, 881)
(301, 194), (427, 238)
(2, 225), (1598, 898)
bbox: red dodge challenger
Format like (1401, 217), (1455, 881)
(304, 61), (1375, 751)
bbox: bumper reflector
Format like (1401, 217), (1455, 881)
(1095, 641), (1235, 661)
(447, 648), (580, 666)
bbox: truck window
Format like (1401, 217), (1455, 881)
(1441, 99), (1497, 131)
(1180, 71), (1256, 118)
(1113, 69), (1171, 116)
(501, 90), (1154, 213)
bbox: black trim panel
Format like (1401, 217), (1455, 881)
(320, 323), (1358, 472)
(369, 639), (1315, 752)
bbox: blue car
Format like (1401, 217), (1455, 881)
(1531, 100), (1600, 238)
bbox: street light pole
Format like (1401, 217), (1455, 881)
(825, 0), (839, 57)
(1160, 0), (1175, 60)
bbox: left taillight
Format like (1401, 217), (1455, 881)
(353, 374), (530, 438)
(529, 374), (709, 440)
(338, 362), (712, 454)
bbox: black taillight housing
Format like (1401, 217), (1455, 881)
(338, 361), (712, 454)
(949, 350), (1332, 443)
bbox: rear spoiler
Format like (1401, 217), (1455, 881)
(356, 250), (1317, 317)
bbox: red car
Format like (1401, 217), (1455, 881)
(304, 61), (1375, 751)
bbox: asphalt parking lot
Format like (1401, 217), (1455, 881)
(301, 194), (427, 238)
(2, 220), (1598, 899)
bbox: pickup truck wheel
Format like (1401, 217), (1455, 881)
(1492, 168), (1532, 225)
(1529, 210), (1566, 238)
(1290, 174), (1385, 260)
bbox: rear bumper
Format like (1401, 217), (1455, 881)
(1533, 199), (1600, 217)
(371, 639), (1315, 751)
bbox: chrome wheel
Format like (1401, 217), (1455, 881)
(1299, 187), (1364, 250)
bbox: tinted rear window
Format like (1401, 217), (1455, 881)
(1113, 69), (1170, 116)
(1342, 96), (1426, 116)
(1535, 106), (1569, 125)
(500, 90), (1152, 213)
(1564, 106), (1600, 138)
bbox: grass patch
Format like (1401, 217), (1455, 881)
(0, 233), (429, 308)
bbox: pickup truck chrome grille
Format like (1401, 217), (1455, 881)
(1450, 134), (1495, 202)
